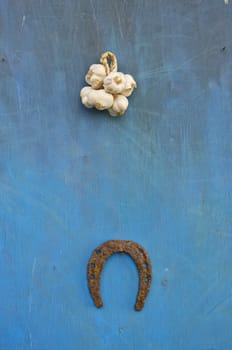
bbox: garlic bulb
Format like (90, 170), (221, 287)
(121, 74), (137, 97)
(108, 95), (129, 117)
(85, 64), (107, 89)
(103, 72), (127, 94)
(80, 87), (113, 110)
(80, 86), (94, 108)
(80, 52), (136, 117)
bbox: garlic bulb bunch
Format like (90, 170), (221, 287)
(80, 52), (136, 117)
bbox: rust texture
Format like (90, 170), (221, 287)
(87, 240), (152, 311)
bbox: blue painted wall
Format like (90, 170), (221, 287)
(0, 1), (232, 349)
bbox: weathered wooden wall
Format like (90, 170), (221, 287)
(0, 1), (232, 349)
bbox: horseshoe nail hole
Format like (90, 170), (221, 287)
(90, 263), (95, 268)
(145, 276), (150, 283)
(96, 249), (101, 255)
(90, 274), (95, 279)
(143, 263), (148, 268)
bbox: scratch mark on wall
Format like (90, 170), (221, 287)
(32, 257), (37, 277)
(0, 181), (73, 236)
(89, 0), (100, 51)
(114, 4), (123, 39)
(207, 293), (232, 315)
(139, 46), (219, 80)
(28, 258), (37, 314)
(22, 15), (26, 27)
(29, 331), (33, 349)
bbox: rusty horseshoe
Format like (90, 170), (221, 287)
(87, 240), (152, 311)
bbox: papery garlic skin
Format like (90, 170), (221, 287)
(85, 64), (107, 89)
(103, 72), (127, 94)
(108, 95), (129, 117)
(81, 87), (114, 110)
(121, 74), (137, 97)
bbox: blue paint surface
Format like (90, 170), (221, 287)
(0, 1), (232, 349)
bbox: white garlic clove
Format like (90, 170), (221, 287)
(85, 64), (107, 89)
(87, 89), (114, 110)
(80, 86), (94, 108)
(108, 95), (129, 117)
(80, 86), (92, 98)
(121, 74), (137, 97)
(103, 72), (127, 94)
